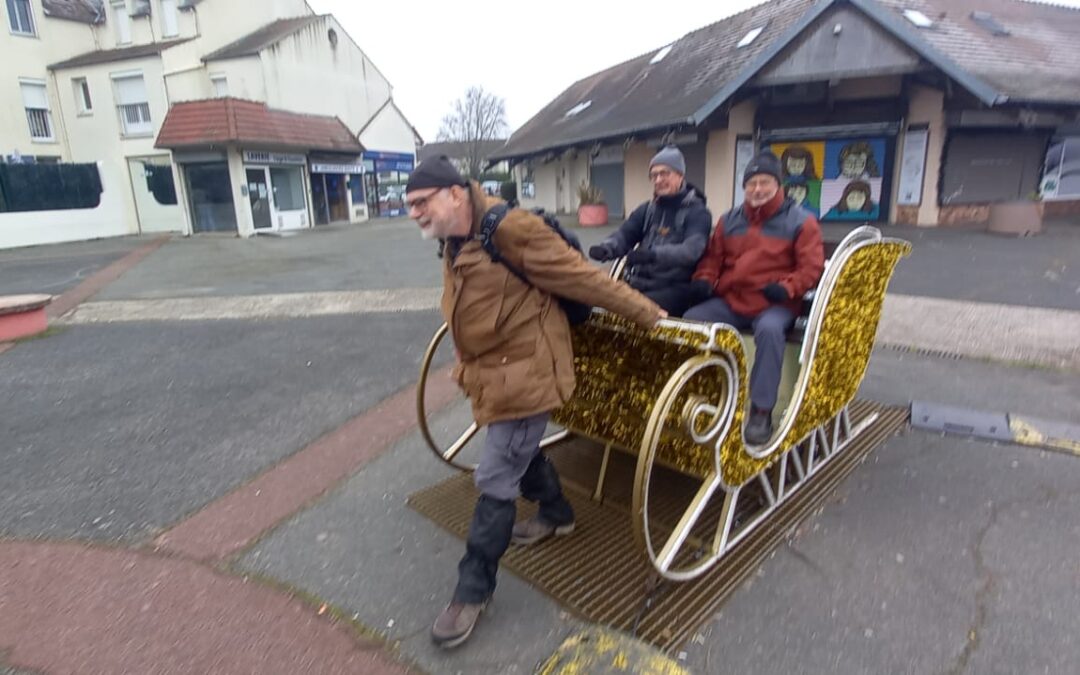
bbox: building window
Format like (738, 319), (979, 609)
(1042, 137), (1080, 200)
(160, 0), (178, 37)
(113, 73), (152, 136)
(6, 0), (35, 35)
(942, 132), (1048, 204)
(73, 77), (93, 114)
(111, 0), (132, 44)
(210, 74), (228, 97)
(270, 166), (306, 211)
(20, 81), (52, 141)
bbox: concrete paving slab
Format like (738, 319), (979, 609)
(880, 222), (1080, 311)
(62, 288), (441, 323)
(860, 348), (1080, 422)
(0, 311), (443, 544)
(879, 295), (1080, 371)
(0, 237), (147, 297)
(96, 223), (445, 301)
(239, 400), (588, 675)
(677, 430), (1080, 674)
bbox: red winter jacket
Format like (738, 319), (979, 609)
(693, 190), (825, 317)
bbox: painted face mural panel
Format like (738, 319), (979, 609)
(821, 138), (887, 221)
(765, 141), (824, 217)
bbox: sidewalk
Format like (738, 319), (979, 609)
(0, 542), (414, 675)
(2, 218), (1079, 674)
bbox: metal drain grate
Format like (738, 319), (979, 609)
(878, 343), (966, 361)
(408, 400), (909, 652)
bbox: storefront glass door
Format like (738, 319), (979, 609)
(246, 168), (273, 231)
(269, 165), (308, 230)
(186, 162), (237, 233)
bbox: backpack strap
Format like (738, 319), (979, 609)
(673, 189), (698, 233)
(479, 204), (529, 284)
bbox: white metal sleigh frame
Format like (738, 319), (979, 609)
(417, 226), (910, 581)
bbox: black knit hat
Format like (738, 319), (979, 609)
(743, 151), (783, 186)
(406, 155), (467, 192)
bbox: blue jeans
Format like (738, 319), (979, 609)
(684, 298), (795, 411)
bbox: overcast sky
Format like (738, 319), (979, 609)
(307, 0), (1080, 142)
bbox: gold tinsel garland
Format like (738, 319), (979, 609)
(553, 240), (910, 487)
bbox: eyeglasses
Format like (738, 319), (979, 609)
(649, 169), (674, 182)
(406, 187), (446, 211)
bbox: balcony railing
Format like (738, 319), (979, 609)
(25, 108), (52, 141)
(118, 102), (152, 136)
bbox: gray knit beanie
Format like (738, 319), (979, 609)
(649, 145), (686, 176)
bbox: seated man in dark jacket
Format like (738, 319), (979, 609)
(588, 146), (712, 316)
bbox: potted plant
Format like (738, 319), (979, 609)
(988, 191), (1044, 237)
(577, 182), (608, 227)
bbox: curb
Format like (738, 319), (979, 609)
(911, 400), (1080, 457)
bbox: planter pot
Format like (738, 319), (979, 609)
(577, 204), (609, 227)
(987, 201), (1044, 237)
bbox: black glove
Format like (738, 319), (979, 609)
(762, 283), (790, 304)
(690, 279), (714, 302)
(588, 244), (615, 262)
(625, 248), (656, 265)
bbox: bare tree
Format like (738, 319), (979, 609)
(437, 86), (508, 179)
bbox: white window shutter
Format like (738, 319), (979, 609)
(115, 75), (148, 105)
(161, 0), (179, 37)
(20, 82), (49, 109)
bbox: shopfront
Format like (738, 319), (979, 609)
(156, 98), (366, 238)
(309, 154), (365, 225)
(362, 150), (414, 217)
(177, 151), (236, 234)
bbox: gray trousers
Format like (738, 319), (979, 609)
(684, 298), (795, 411)
(474, 412), (551, 500)
(455, 411), (573, 603)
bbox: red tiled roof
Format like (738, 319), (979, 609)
(155, 98), (363, 152)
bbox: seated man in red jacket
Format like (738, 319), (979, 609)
(685, 152), (825, 445)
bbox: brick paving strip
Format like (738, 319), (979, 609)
(46, 236), (171, 319)
(2, 234), (457, 674)
(0, 541), (413, 675)
(0, 236), (169, 356)
(155, 367), (459, 562)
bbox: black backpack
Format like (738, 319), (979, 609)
(478, 204), (593, 325)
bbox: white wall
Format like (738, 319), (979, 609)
(158, 0), (311, 80)
(53, 55), (174, 234)
(0, 0), (98, 158)
(166, 55), (264, 102)
(359, 102), (416, 155)
(127, 154), (185, 232)
(526, 160), (558, 213)
(259, 15), (392, 134)
(0, 161), (130, 250)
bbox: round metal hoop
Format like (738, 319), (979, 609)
(416, 323), (479, 472)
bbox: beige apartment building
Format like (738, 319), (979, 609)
(1, 0), (420, 249)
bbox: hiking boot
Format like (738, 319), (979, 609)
(431, 601), (486, 649)
(511, 516), (575, 546)
(745, 407), (773, 446)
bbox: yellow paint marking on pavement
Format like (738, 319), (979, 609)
(1009, 417), (1080, 457)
